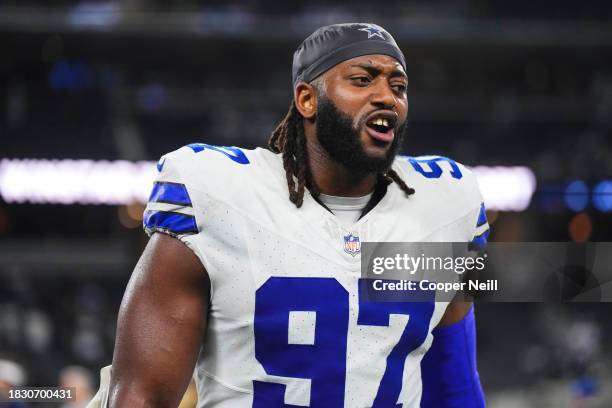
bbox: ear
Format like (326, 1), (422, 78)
(294, 83), (317, 120)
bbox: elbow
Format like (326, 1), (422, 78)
(109, 380), (179, 408)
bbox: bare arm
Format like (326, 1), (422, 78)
(437, 301), (472, 327)
(109, 233), (210, 408)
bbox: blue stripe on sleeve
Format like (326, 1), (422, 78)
(476, 203), (487, 227)
(471, 229), (490, 248)
(143, 210), (198, 235)
(148, 182), (193, 206)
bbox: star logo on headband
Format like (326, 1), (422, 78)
(358, 24), (386, 40)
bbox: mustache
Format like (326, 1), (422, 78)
(356, 112), (404, 132)
(314, 94), (406, 174)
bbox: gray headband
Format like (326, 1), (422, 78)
(292, 23), (406, 87)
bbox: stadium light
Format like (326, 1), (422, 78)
(0, 159), (156, 205)
(0, 158), (536, 211)
(472, 166), (537, 211)
(593, 181), (612, 212)
(564, 180), (589, 212)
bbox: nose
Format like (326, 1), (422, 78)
(369, 80), (397, 110)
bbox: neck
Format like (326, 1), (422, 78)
(306, 136), (377, 197)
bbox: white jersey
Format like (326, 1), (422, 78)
(143, 144), (489, 408)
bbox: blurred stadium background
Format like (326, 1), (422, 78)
(0, 1), (611, 407)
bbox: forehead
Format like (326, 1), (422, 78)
(332, 54), (406, 75)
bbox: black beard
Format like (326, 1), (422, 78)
(315, 95), (406, 174)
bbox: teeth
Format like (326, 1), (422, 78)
(370, 118), (390, 127)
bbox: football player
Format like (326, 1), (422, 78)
(106, 23), (489, 407)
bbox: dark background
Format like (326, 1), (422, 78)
(0, 1), (611, 406)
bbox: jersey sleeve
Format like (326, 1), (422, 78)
(459, 163), (490, 248)
(470, 202), (490, 248)
(142, 144), (254, 284)
(143, 150), (201, 239)
(394, 155), (491, 245)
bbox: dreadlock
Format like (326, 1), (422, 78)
(268, 101), (415, 208)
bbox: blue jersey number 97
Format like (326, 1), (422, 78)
(253, 278), (434, 407)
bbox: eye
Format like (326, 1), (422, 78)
(351, 76), (371, 86)
(392, 83), (407, 93)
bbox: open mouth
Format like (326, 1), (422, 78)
(365, 114), (397, 143)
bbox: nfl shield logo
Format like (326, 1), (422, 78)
(343, 234), (361, 256)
